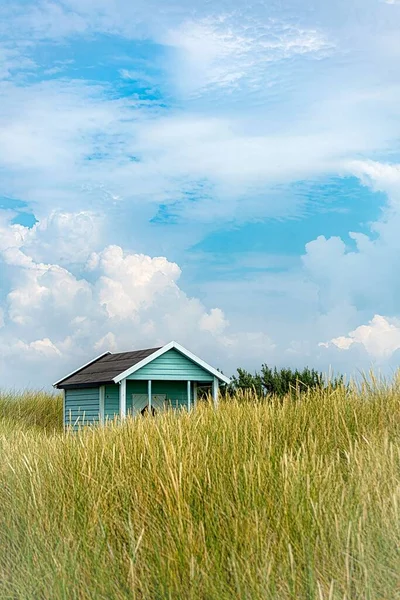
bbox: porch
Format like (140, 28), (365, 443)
(100, 377), (220, 421)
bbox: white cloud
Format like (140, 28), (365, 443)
(0, 76), (378, 230)
(6, 2), (89, 40)
(25, 211), (103, 265)
(0, 212), (29, 253)
(0, 23), (397, 235)
(320, 315), (400, 360)
(94, 332), (118, 352)
(7, 263), (92, 330)
(348, 160), (400, 196)
(15, 337), (62, 359)
(302, 161), (400, 317)
(298, 160), (400, 365)
(89, 245), (183, 319)
(0, 44), (36, 80)
(165, 16), (333, 95)
(0, 79), (129, 174)
(0, 211), (268, 386)
(199, 308), (229, 335)
(1, 0), (400, 386)
(192, 157), (400, 375)
(1, 0), (397, 231)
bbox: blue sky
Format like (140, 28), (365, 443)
(1, 0), (400, 386)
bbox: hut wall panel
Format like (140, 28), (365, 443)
(64, 387), (100, 428)
(128, 349), (213, 381)
(104, 384), (119, 421)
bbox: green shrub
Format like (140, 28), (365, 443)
(229, 365), (344, 398)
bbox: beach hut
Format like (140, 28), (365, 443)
(53, 341), (230, 427)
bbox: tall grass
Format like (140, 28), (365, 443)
(0, 389), (63, 433)
(1, 382), (400, 599)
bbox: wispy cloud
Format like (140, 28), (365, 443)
(164, 15), (333, 96)
(1, 0), (400, 383)
(0, 44), (36, 80)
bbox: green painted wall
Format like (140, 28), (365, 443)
(128, 348), (213, 381)
(104, 384), (119, 421)
(64, 387), (99, 427)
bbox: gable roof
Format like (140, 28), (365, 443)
(113, 341), (231, 384)
(54, 341), (230, 388)
(53, 347), (161, 388)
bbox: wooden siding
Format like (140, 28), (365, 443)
(127, 349), (213, 381)
(156, 381), (189, 409)
(104, 384), (119, 421)
(64, 387), (99, 427)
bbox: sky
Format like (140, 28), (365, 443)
(1, 0), (400, 387)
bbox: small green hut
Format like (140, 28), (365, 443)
(54, 341), (230, 428)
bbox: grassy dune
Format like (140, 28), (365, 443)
(1, 383), (400, 599)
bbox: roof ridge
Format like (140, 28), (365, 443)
(109, 346), (162, 356)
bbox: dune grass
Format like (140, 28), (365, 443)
(1, 382), (400, 599)
(0, 389), (63, 433)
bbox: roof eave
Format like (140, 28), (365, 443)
(56, 380), (115, 390)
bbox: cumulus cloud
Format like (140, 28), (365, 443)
(89, 245), (183, 319)
(302, 161), (400, 319)
(320, 315), (400, 360)
(1, 0), (400, 387)
(0, 211), (271, 386)
(297, 161), (400, 365)
(15, 338), (62, 359)
(199, 308), (229, 335)
(22, 211), (103, 265)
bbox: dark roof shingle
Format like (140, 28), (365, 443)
(55, 347), (161, 388)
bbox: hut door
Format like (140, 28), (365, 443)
(131, 394), (148, 416)
(131, 393), (167, 416)
(152, 394), (167, 412)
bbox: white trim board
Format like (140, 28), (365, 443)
(99, 385), (105, 424)
(113, 341), (231, 385)
(53, 352), (111, 387)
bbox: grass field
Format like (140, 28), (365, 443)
(1, 382), (400, 599)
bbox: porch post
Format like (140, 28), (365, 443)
(148, 380), (152, 413)
(212, 377), (219, 408)
(193, 382), (198, 408)
(63, 389), (66, 430)
(187, 380), (191, 411)
(99, 385), (105, 424)
(120, 379), (126, 419)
